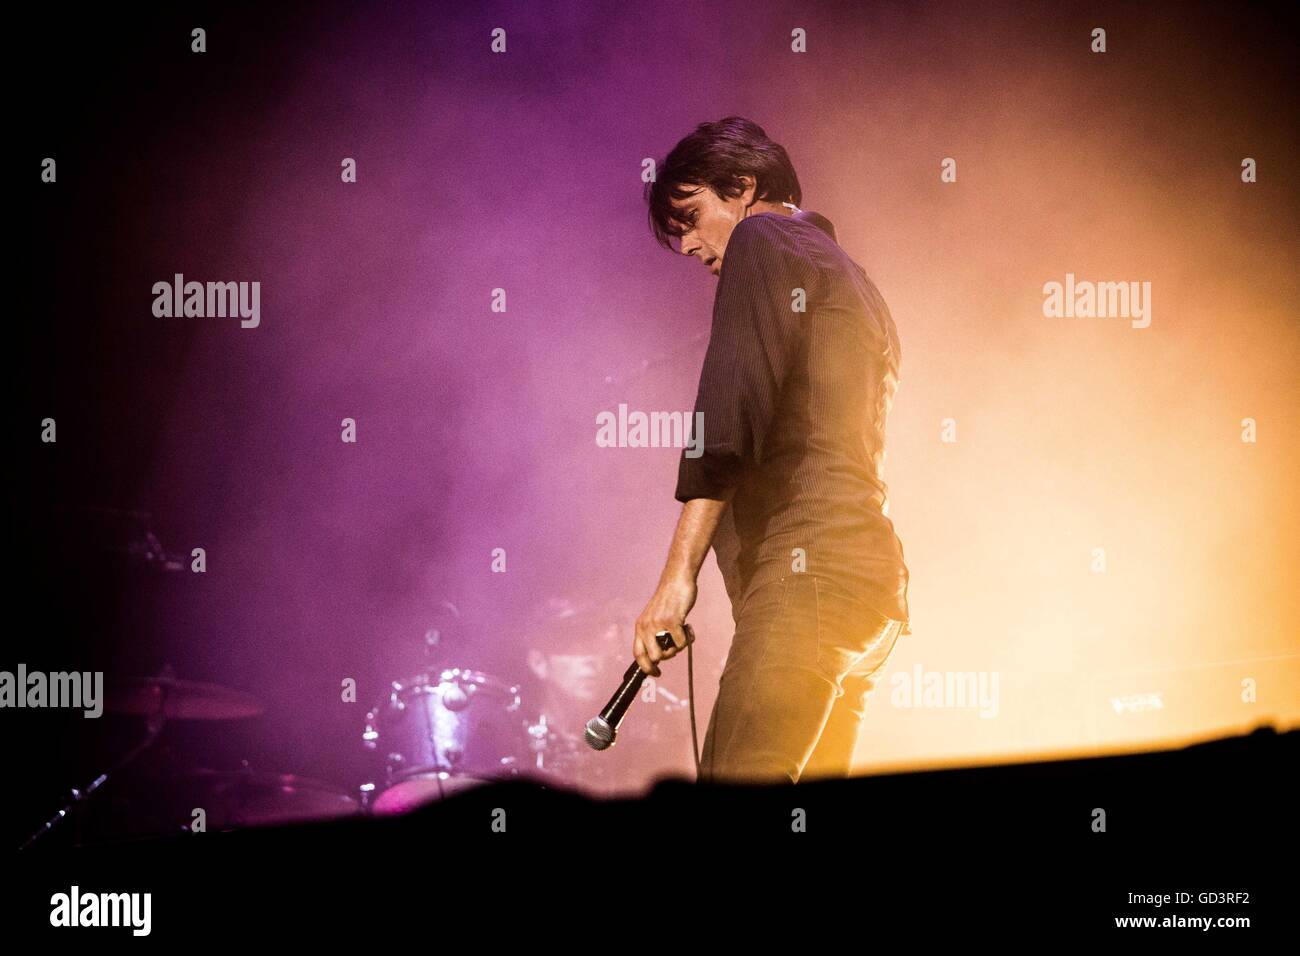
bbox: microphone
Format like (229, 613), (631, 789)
(585, 624), (694, 751)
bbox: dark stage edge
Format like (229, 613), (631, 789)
(7, 727), (1290, 942)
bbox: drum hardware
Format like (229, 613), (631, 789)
(20, 666), (267, 848)
(55, 505), (187, 571)
(361, 666), (528, 816)
(20, 710), (166, 849)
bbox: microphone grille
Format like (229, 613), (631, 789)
(584, 716), (614, 751)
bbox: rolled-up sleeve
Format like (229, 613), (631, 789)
(675, 215), (814, 502)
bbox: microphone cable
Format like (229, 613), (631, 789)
(654, 626), (701, 777)
(687, 635), (700, 777)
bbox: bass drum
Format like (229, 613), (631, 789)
(362, 668), (526, 815)
(366, 772), (498, 816)
(182, 769), (362, 830)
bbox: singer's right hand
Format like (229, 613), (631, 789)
(632, 575), (697, 676)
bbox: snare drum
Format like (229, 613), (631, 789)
(362, 668), (525, 814)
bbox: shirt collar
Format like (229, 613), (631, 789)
(791, 208), (838, 243)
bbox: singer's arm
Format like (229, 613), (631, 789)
(632, 218), (808, 676)
(632, 494), (731, 677)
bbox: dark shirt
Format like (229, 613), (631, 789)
(675, 210), (911, 632)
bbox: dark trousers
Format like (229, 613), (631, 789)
(698, 573), (904, 784)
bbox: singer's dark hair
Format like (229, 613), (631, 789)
(644, 116), (802, 250)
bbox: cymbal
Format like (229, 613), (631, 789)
(536, 595), (635, 624)
(531, 596), (635, 651)
(107, 677), (265, 720)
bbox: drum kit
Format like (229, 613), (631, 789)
(23, 623), (689, 847)
(19, 509), (691, 847)
(25, 327), (722, 842)
(357, 605), (693, 811)
(361, 666), (529, 816)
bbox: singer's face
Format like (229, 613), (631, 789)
(671, 179), (759, 278)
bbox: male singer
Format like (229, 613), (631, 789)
(633, 117), (911, 784)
